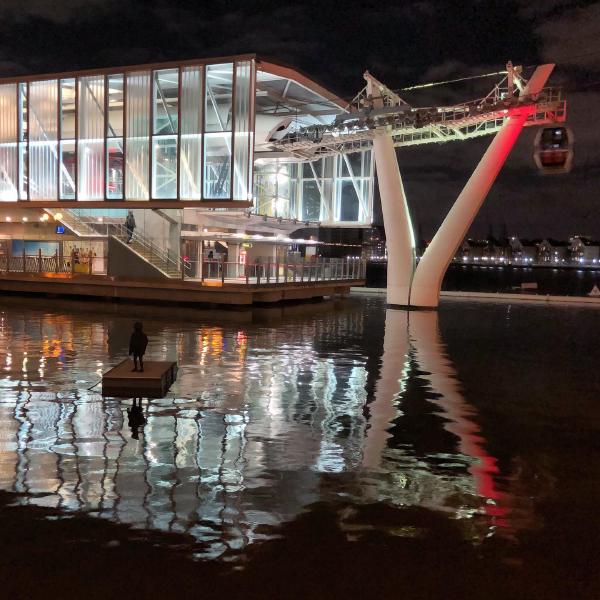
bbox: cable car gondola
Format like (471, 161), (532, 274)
(534, 126), (573, 174)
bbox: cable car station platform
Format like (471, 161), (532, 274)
(102, 360), (178, 397)
(0, 271), (363, 305)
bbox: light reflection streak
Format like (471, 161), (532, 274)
(0, 301), (516, 558)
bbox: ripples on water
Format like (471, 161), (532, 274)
(0, 296), (598, 563)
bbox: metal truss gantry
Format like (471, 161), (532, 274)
(274, 62), (565, 308)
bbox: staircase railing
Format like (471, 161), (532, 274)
(109, 223), (181, 277)
(45, 208), (102, 237)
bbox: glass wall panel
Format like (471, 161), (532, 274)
(233, 60), (253, 201)
(152, 136), (177, 199)
(153, 69), (178, 135)
(0, 84), (18, 200)
(301, 180), (321, 221)
(29, 79), (58, 200)
(107, 75), (124, 137)
(204, 63), (233, 132)
(18, 83), (27, 199)
(151, 69), (178, 199)
(78, 76), (105, 200)
(60, 141), (76, 199)
(107, 75), (124, 199)
(125, 71), (150, 200)
(337, 180), (360, 221)
(59, 79), (76, 199)
(204, 133), (231, 199)
(179, 66), (202, 200)
(335, 151), (372, 223)
(107, 139), (123, 199)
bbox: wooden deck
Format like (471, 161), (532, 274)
(102, 359), (178, 397)
(0, 272), (363, 305)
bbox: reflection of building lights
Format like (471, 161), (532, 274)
(5, 216), (11, 222)
(54, 213), (63, 220)
(22, 216), (28, 222)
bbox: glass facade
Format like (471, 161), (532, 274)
(0, 84), (18, 200)
(253, 147), (374, 226)
(0, 58), (255, 202)
(29, 80), (58, 200)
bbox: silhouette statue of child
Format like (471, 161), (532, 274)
(129, 321), (148, 372)
(127, 398), (146, 440)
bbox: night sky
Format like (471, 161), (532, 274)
(1, 0), (599, 240)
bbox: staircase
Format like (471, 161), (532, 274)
(111, 224), (181, 278)
(45, 208), (103, 237)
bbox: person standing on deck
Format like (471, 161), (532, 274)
(129, 322), (148, 372)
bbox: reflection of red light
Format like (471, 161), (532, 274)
(183, 255), (189, 261)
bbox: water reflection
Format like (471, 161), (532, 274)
(0, 299), (509, 558)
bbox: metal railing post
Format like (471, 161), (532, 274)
(245, 264), (249, 285)
(54, 250), (59, 273)
(266, 262), (270, 284)
(221, 258), (225, 284)
(38, 249), (42, 273)
(71, 250), (75, 275)
(301, 259), (305, 282)
(276, 261), (279, 283)
(181, 258), (185, 280)
(22, 247), (26, 273)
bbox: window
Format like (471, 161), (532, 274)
(179, 66), (202, 200)
(203, 63), (233, 199)
(152, 69), (178, 199)
(29, 80), (58, 200)
(59, 78), (76, 199)
(106, 74), (124, 199)
(125, 71), (150, 200)
(0, 84), (18, 200)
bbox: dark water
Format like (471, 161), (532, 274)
(367, 262), (600, 296)
(0, 296), (599, 596)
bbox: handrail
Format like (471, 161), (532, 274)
(109, 223), (181, 274)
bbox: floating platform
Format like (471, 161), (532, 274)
(102, 359), (178, 397)
(0, 272), (361, 305)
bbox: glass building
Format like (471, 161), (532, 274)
(0, 54), (374, 226)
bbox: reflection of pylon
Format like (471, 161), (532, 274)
(588, 285), (600, 297)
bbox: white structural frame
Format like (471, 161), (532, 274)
(409, 64), (555, 308)
(275, 62), (561, 308)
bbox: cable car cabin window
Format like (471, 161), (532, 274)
(534, 126), (573, 174)
(540, 128), (568, 150)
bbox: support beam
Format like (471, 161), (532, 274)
(366, 72), (415, 307)
(409, 64), (554, 309)
(409, 111), (529, 308)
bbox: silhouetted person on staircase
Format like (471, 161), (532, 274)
(129, 321), (148, 372)
(125, 210), (136, 243)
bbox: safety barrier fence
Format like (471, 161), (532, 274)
(0, 251), (366, 285)
(1, 250), (107, 275)
(185, 257), (367, 284)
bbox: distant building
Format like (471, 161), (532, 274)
(537, 239), (569, 264)
(508, 237), (537, 264)
(568, 236), (600, 264)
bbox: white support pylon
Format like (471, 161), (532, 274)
(365, 72), (415, 307)
(409, 64), (555, 309)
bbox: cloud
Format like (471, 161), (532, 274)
(537, 3), (600, 71)
(0, 0), (114, 23)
